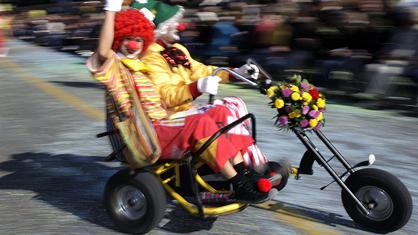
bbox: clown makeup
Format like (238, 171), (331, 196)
(120, 36), (144, 59)
(159, 21), (180, 43)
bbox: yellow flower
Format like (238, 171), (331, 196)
(289, 110), (301, 119)
(317, 98), (326, 108)
(274, 98), (285, 109)
(290, 85), (300, 92)
(317, 112), (324, 121)
(309, 119), (318, 128)
(266, 86), (278, 97)
(302, 92), (312, 103)
(291, 92), (302, 101)
(279, 85), (286, 90)
(311, 104), (318, 111)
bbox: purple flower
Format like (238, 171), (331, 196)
(282, 88), (292, 97)
(300, 119), (309, 128)
(279, 115), (288, 125)
(309, 110), (319, 118)
(314, 122), (323, 130)
(302, 105), (310, 115)
(300, 82), (310, 91)
(285, 106), (292, 113)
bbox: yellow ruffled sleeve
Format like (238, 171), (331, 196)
(86, 51), (131, 115)
(142, 50), (194, 111)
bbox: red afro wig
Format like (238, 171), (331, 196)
(112, 9), (155, 52)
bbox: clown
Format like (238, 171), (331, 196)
(130, 0), (274, 175)
(88, 0), (271, 204)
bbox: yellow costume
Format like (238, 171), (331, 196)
(142, 42), (229, 112)
(87, 51), (167, 121)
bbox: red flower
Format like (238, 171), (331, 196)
(309, 88), (320, 100)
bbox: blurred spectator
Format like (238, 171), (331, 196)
(249, 13), (294, 74)
(316, 0), (347, 52)
(253, 14), (291, 49)
(0, 13), (6, 57)
(360, 6), (418, 106)
(314, 0), (376, 89)
(205, 16), (241, 63)
(7, 0), (418, 110)
(0, 4), (13, 57)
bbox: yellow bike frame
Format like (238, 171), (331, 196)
(153, 160), (248, 217)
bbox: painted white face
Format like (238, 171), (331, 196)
(119, 36), (144, 59)
(160, 21), (180, 43)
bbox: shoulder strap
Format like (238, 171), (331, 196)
(118, 62), (161, 152)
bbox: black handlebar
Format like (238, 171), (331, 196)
(207, 59), (273, 104)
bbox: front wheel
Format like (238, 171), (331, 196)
(341, 168), (412, 233)
(104, 169), (167, 234)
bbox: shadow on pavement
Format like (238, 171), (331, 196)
(160, 204), (217, 233)
(0, 152), (217, 234)
(0, 152), (120, 230)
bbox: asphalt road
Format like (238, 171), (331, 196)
(0, 39), (417, 235)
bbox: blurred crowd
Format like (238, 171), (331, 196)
(2, 0), (418, 110)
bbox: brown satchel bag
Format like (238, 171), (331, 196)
(114, 63), (161, 168)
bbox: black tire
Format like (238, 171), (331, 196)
(104, 169), (167, 234)
(267, 159), (291, 191)
(342, 168), (412, 233)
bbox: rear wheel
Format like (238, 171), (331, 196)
(342, 168), (412, 233)
(104, 169), (167, 234)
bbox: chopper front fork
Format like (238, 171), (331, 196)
(292, 129), (370, 215)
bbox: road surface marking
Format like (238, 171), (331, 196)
(255, 201), (342, 235)
(0, 59), (104, 121)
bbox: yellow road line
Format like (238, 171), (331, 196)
(254, 201), (342, 235)
(0, 59), (104, 121)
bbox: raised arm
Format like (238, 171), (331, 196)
(97, 11), (116, 64)
(94, 0), (124, 66)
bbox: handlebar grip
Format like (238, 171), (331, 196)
(209, 94), (214, 104)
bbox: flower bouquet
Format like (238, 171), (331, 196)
(266, 75), (326, 131)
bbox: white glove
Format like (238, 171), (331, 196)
(104, 0), (124, 12)
(235, 64), (260, 80)
(197, 76), (222, 95)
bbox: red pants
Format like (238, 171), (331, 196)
(153, 105), (254, 172)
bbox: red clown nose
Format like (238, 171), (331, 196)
(177, 22), (187, 31)
(126, 40), (139, 51)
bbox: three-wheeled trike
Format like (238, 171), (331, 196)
(97, 60), (412, 234)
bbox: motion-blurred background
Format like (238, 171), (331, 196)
(1, 0), (418, 112)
